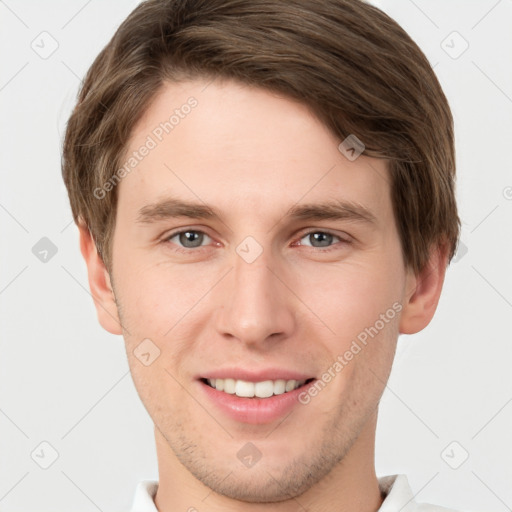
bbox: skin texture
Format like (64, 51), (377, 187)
(79, 78), (448, 511)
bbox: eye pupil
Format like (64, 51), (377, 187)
(310, 232), (333, 247)
(179, 231), (203, 248)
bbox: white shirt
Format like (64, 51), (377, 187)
(129, 474), (461, 511)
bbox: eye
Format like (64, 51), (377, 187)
(165, 229), (213, 249)
(297, 231), (349, 249)
(162, 228), (349, 252)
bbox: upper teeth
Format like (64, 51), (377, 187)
(206, 378), (306, 398)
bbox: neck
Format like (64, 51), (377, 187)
(154, 410), (384, 512)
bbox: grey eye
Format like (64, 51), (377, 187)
(301, 232), (337, 248)
(170, 230), (211, 248)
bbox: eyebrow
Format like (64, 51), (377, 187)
(136, 197), (377, 226)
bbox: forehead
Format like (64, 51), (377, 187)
(116, 78), (391, 224)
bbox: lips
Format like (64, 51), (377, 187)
(199, 379), (316, 424)
(196, 368), (317, 424)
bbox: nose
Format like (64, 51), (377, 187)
(214, 248), (296, 348)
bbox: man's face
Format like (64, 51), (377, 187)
(109, 78), (412, 501)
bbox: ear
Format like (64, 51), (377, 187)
(78, 222), (123, 335)
(399, 242), (449, 335)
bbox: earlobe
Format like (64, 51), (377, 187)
(399, 243), (449, 335)
(78, 222), (123, 335)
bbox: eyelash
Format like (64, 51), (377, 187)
(162, 228), (352, 253)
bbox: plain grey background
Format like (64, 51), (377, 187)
(1, 0), (511, 510)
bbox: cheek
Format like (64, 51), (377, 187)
(294, 256), (404, 342)
(114, 259), (215, 337)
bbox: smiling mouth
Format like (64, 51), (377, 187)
(200, 377), (315, 398)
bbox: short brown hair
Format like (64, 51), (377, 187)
(62, 0), (460, 274)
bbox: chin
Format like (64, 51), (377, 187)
(172, 439), (333, 503)
(193, 465), (314, 503)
